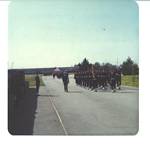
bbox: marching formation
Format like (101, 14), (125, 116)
(74, 68), (121, 92)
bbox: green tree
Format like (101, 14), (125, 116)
(94, 62), (100, 69)
(104, 63), (116, 70)
(121, 57), (138, 75)
(132, 63), (139, 75)
(81, 58), (90, 70)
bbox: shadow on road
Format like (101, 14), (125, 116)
(115, 91), (138, 94)
(95, 88), (138, 93)
(39, 94), (58, 97)
(8, 88), (38, 135)
(68, 90), (83, 93)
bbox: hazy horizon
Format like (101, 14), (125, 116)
(8, 0), (139, 69)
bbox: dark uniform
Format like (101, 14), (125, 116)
(101, 70), (107, 89)
(62, 71), (69, 92)
(97, 70), (101, 88)
(110, 71), (116, 92)
(84, 71), (88, 87)
(35, 74), (40, 95)
(115, 70), (121, 89)
(74, 71), (78, 85)
(107, 70), (111, 86)
(92, 70), (98, 90)
(82, 71), (86, 87)
(74, 67), (121, 93)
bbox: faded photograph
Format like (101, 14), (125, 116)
(8, 0), (139, 135)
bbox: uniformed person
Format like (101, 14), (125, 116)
(101, 69), (107, 89)
(84, 69), (88, 88)
(93, 69), (98, 90)
(82, 71), (86, 87)
(35, 73), (40, 95)
(62, 71), (69, 92)
(110, 71), (116, 92)
(74, 71), (78, 85)
(115, 69), (121, 89)
(87, 70), (91, 89)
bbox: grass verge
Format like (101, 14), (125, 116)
(25, 74), (45, 87)
(121, 75), (139, 87)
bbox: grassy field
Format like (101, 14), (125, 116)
(121, 75), (139, 87)
(25, 74), (45, 87)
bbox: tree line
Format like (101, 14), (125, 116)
(74, 57), (139, 75)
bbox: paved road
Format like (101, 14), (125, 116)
(33, 75), (138, 135)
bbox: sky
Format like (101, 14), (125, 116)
(8, 0), (139, 69)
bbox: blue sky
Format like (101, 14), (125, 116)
(8, 0), (138, 68)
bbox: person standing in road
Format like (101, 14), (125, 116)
(116, 69), (121, 90)
(35, 73), (40, 95)
(62, 71), (69, 92)
(110, 71), (116, 92)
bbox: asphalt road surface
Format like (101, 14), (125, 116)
(33, 75), (138, 135)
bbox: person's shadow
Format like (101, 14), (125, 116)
(38, 94), (58, 97)
(67, 90), (82, 93)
